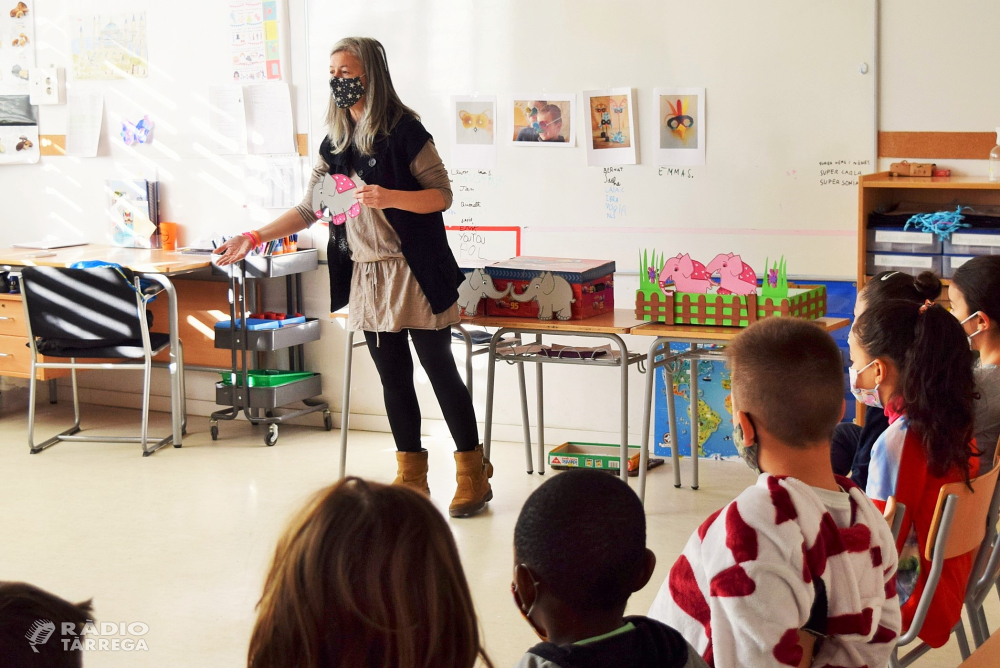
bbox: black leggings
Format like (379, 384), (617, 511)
(364, 328), (479, 453)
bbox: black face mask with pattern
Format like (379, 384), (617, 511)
(330, 76), (364, 108)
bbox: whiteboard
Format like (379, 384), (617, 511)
(306, 0), (874, 279)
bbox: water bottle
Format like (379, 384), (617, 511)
(990, 127), (1000, 182)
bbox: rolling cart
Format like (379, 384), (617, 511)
(210, 249), (331, 446)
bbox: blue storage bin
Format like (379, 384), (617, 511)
(866, 252), (943, 276)
(867, 228), (943, 254)
(942, 229), (1000, 256)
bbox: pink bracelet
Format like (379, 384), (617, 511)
(242, 230), (261, 246)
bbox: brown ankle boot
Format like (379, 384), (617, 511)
(393, 449), (430, 495)
(450, 445), (493, 518)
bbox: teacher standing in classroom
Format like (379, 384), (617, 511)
(215, 37), (493, 518)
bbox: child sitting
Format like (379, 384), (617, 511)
(851, 299), (980, 648)
(0, 581), (92, 668)
(512, 469), (707, 668)
(649, 318), (900, 668)
(248, 477), (493, 668)
(950, 256), (1000, 464)
(832, 270), (942, 483)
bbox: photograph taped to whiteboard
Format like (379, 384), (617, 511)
(583, 88), (637, 166)
(509, 95), (575, 148)
(451, 95), (496, 169)
(656, 87), (705, 166)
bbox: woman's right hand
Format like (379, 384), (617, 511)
(213, 235), (255, 266)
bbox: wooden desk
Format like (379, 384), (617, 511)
(630, 316), (851, 495)
(470, 309), (647, 486)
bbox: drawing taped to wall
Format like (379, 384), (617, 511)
(583, 88), (637, 166)
(451, 95), (496, 169)
(69, 13), (148, 79)
(655, 87), (705, 166)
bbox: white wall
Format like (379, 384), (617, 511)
(4, 1), (1000, 447)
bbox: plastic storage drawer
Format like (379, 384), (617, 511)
(865, 252), (943, 276)
(942, 230), (1000, 256)
(942, 255), (976, 279)
(867, 228), (943, 254)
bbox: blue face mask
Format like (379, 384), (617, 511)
(960, 311), (984, 348)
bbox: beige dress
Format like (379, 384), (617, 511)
(296, 140), (460, 333)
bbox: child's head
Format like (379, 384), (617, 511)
(856, 270), (942, 318)
(851, 300), (977, 479)
(726, 318), (845, 464)
(249, 477), (492, 668)
(512, 470), (654, 640)
(536, 104), (564, 141)
(950, 256), (1000, 350)
(0, 582), (92, 668)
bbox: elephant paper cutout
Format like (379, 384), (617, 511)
(312, 173), (363, 225)
(510, 271), (575, 320)
(706, 253), (757, 295)
(659, 253), (712, 294)
(456, 268), (511, 316)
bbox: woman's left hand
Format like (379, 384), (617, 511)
(354, 185), (395, 209)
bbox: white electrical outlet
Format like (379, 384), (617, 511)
(29, 68), (64, 105)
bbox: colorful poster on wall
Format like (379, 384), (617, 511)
(0, 1), (35, 95)
(653, 346), (736, 460)
(582, 88), (637, 166)
(655, 87), (706, 166)
(229, 1), (283, 82)
(69, 13), (148, 79)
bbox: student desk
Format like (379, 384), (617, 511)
(464, 310), (647, 484)
(0, 244), (213, 447)
(630, 317), (851, 497)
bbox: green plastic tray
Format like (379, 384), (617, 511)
(219, 370), (317, 388)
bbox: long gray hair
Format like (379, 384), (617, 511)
(326, 37), (419, 157)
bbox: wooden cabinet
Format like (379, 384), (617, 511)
(858, 173), (1000, 304)
(0, 293), (70, 380)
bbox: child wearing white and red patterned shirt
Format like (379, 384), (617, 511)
(649, 318), (901, 668)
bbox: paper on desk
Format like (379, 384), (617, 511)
(66, 91), (104, 157)
(207, 85), (247, 154)
(243, 155), (303, 209)
(244, 83), (295, 155)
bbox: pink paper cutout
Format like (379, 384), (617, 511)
(333, 174), (356, 194)
(659, 253), (713, 294)
(348, 202), (361, 218)
(332, 213), (348, 226)
(706, 253), (757, 295)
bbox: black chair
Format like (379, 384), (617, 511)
(20, 266), (186, 456)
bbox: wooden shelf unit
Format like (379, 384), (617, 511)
(858, 172), (1000, 301)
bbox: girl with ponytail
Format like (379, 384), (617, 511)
(848, 299), (979, 649)
(833, 270), (944, 484)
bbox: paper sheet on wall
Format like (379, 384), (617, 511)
(66, 91), (104, 157)
(69, 13), (148, 79)
(244, 83), (295, 155)
(0, 0), (35, 95)
(208, 85), (247, 154)
(243, 155), (302, 209)
(228, 0), (284, 82)
(0, 94), (38, 164)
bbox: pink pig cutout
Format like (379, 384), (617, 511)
(705, 252), (758, 295)
(312, 173), (364, 226)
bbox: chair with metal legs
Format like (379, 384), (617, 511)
(889, 464), (1000, 666)
(20, 266), (186, 456)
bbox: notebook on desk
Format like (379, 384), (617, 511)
(13, 240), (88, 250)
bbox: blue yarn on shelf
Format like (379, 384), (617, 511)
(904, 206), (972, 241)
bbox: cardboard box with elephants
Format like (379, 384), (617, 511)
(483, 257), (615, 320)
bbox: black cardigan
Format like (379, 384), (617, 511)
(320, 116), (464, 314)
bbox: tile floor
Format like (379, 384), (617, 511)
(0, 402), (995, 667)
